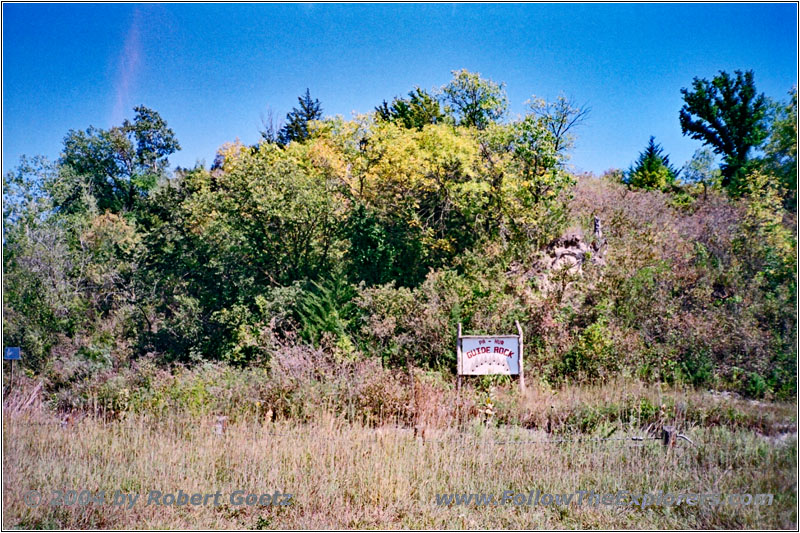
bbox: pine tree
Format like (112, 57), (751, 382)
(625, 136), (679, 190)
(278, 89), (323, 146)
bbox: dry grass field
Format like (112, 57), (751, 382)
(3, 381), (796, 529)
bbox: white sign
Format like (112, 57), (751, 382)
(456, 322), (525, 390)
(459, 336), (520, 375)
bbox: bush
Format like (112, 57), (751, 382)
(567, 174), (795, 397)
(556, 318), (616, 383)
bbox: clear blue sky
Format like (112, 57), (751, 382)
(3, 3), (797, 176)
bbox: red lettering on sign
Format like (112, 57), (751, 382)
(490, 347), (515, 358)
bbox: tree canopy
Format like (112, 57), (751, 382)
(762, 87), (798, 209)
(375, 87), (445, 130)
(441, 69), (508, 130)
(60, 105), (180, 213)
(681, 147), (720, 197)
(3, 69), (796, 401)
(528, 95), (590, 161)
(679, 70), (769, 197)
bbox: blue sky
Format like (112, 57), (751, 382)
(3, 3), (797, 176)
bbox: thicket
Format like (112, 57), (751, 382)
(2, 71), (796, 409)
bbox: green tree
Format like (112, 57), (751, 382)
(137, 141), (342, 362)
(762, 87), (797, 210)
(478, 119), (573, 251)
(681, 147), (720, 198)
(375, 87), (445, 130)
(296, 274), (356, 349)
(343, 204), (428, 287)
(191, 141), (339, 286)
(508, 109), (558, 179)
(679, 70), (769, 197)
(441, 69), (507, 130)
(625, 137), (679, 190)
(278, 89), (323, 146)
(528, 94), (589, 162)
(3, 158), (83, 370)
(3, 156), (143, 372)
(61, 105), (180, 213)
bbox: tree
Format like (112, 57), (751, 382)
(441, 69), (507, 130)
(331, 120), (482, 283)
(3, 156), (144, 371)
(681, 147), (720, 199)
(278, 89), (323, 146)
(138, 142), (341, 362)
(625, 136), (679, 190)
(61, 106), (180, 213)
(508, 114), (559, 179)
(259, 106), (282, 144)
(187, 141), (338, 287)
(375, 87), (444, 130)
(343, 203), (429, 288)
(124, 106), (181, 174)
(762, 87), (797, 210)
(679, 70), (769, 197)
(528, 95), (590, 161)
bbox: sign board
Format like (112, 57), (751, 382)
(459, 336), (519, 375)
(3, 347), (20, 361)
(456, 322), (525, 390)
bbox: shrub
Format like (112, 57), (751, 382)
(556, 318), (616, 383)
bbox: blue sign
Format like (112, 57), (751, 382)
(4, 347), (21, 361)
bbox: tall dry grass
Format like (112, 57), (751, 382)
(3, 387), (796, 529)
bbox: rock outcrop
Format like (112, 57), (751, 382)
(513, 217), (607, 297)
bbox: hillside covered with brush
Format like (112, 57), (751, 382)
(3, 69), (797, 413)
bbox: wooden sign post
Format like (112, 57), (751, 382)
(457, 323), (463, 391)
(456, 322), (525, 392)
(516, 320), (525, 391)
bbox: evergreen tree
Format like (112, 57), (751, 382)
(625, 136), (679, 190)
(278, 89), (323, 146)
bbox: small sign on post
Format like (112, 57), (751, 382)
(4, 347), (21, 389)
(456, 322), (525, 391)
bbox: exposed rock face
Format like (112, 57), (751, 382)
(545, 218), (606, 271)
(520, 217), (607, 296)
